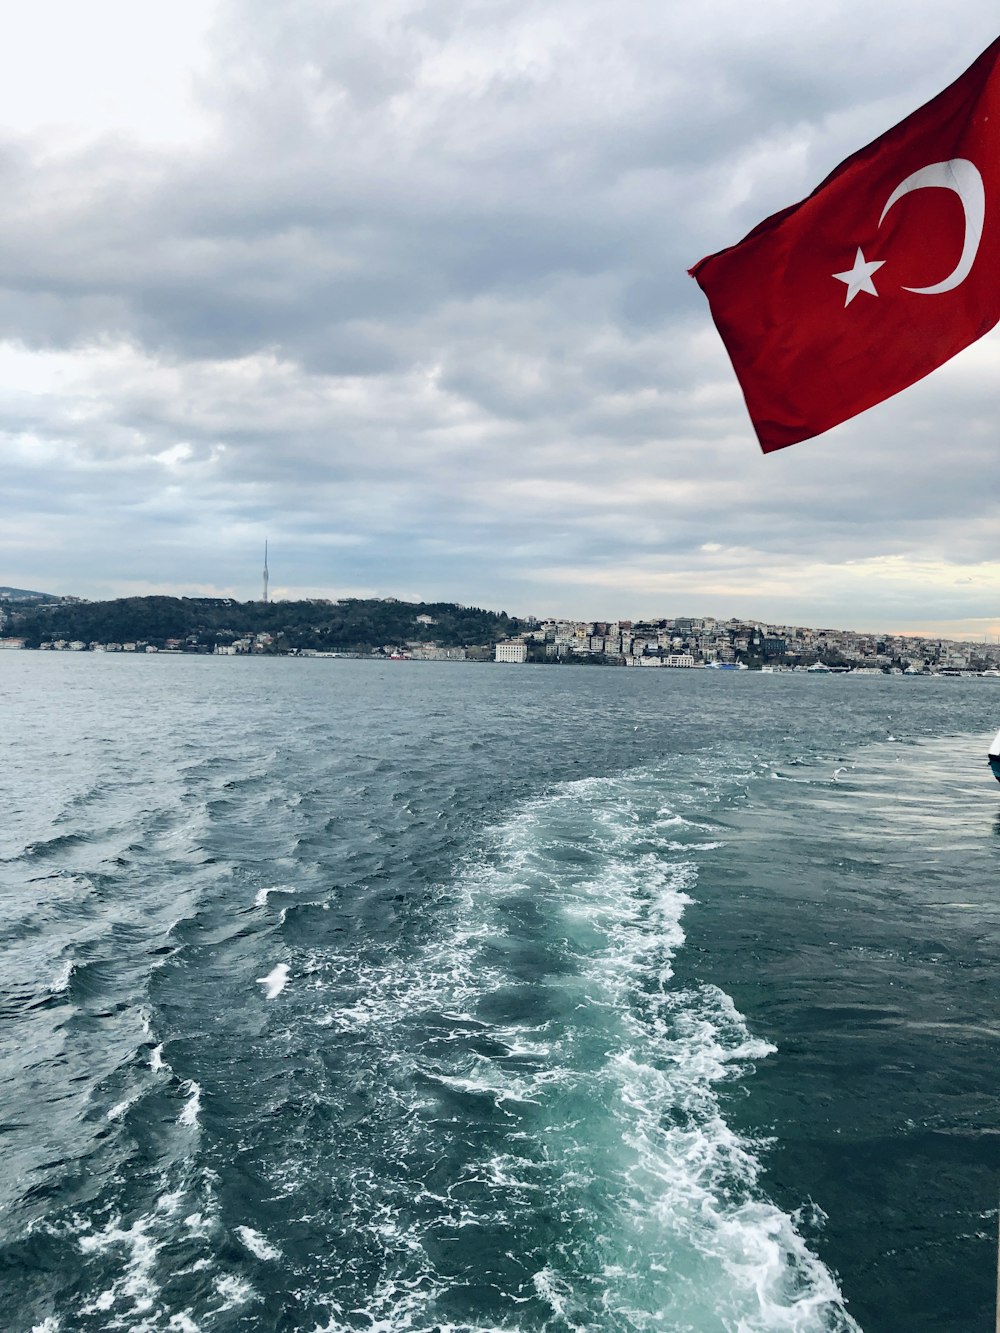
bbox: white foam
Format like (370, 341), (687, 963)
(257, 963), (289, 999)
(426, 1069), (544, 1107)
(493, 1026), (553, 1059)
(78, 1216), (161, 1317)
(533, 1266), (583, 1328)
(150, 1043), (167, 1072)
(65, 1171), (225, 1328)
(485, 1152), (547, 1191)
(168, 1314), (201, 1332)
(31, 1320), (61, 1333)
(157, 1189), (186, 1217)
(552, 780), (855, 1328)
(236, 1225), (282, 1260)
(254, 884), (297, 908)
(214, 1273), (256, 1311)
(51, 959), (74, 992)
(106, 1093), (140, 1122)
(179, 1080), (202, 1127)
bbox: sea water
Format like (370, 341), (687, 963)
(1, 654), (998, 1332)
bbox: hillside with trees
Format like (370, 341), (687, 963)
(7, 596), (522, 654)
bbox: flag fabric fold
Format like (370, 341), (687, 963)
(690, 37), (1000, 453)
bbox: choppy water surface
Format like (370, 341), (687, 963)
(1, 656), (999, 1333)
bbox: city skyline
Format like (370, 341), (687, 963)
(3, 579), (999, 648)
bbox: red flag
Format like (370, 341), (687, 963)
(690, 37), (1000, 453)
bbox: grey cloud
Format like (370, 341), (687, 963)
(0, 0), (997, 623)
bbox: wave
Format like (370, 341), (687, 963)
(105, 1093), (142, 1123)
(178, 1081), (202, 1128)
(254, 884), (297, 909)
(50, 958), (76, 993)
(17, 832), (91, 862)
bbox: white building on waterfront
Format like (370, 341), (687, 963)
(495, 642), (527, 663)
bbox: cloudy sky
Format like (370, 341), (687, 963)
(2, 0), (998, 634)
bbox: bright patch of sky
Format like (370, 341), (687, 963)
(0, 1), (214, 147)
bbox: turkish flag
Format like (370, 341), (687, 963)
(690, 37), (1000, 453)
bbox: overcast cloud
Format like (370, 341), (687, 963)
(1, 0), (998, 633)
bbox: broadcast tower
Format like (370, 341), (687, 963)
(262, 541), (269, 604)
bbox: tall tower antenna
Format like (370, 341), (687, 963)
(262, 540), (269, 604)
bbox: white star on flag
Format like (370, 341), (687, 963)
(833, 248), (886, 306)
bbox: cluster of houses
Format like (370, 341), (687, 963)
(491, 616), (1000, 673)
(0, 633), (278, 654)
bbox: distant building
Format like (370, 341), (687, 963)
(495, 642), (527, 663)
(409, 645), (467, 661)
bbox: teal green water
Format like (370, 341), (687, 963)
(1, 655), (998, 1332)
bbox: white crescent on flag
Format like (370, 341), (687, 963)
(878, 158), (985, 294)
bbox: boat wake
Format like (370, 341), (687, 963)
(294, 766), (861, 1331)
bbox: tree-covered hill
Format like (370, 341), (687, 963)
(8, 596), (523, 653)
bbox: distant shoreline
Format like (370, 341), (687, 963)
(1, 645), (998, 680)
